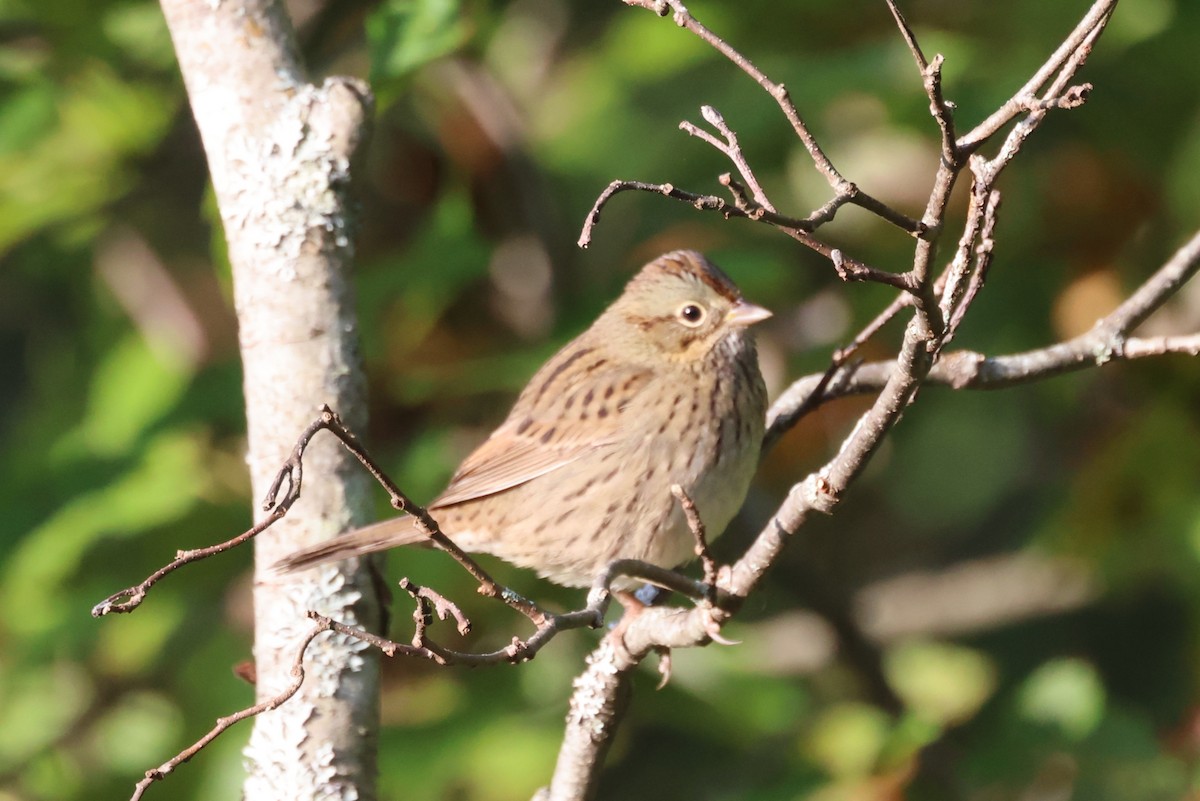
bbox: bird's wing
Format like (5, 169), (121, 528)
(431, 362), (653, 509)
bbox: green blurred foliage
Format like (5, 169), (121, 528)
(2, 0), (1199, 799)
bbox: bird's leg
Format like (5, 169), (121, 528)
(606, 589), (647, 645)
(607, 590), (674, 686)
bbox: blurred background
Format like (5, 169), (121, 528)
(2, 0), (1200, 798)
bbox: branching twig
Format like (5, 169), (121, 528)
(400, 577), (472, 636)
(945, 187), (1000, 338)
(671, 485), (717, 592)
(624, 0), (925, 237)
(578, 177), (914, 294)
(580, 0), (940, 293)
(830, 249), (920, 294)
(939, 181), (1002, 343)
(680, 105), (776, 212)
(576, 175), (816, 250)
(107, 398), (761, 801)
(765, 227), (1200, 440)
(578, 179), (732, 248)
(961, 0), (1116, 151)
(315, 409), (562, 625)
(121, 546), (737, 801)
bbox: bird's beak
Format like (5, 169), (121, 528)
(726, 300), (772, 328)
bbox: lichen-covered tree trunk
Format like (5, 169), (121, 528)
(158, 0), (380, 797)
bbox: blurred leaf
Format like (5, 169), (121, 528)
(805, 702), (891, 778)
(0, 661), (92, 772)
(361, 190), (491, 360)
(664, 646), (813, 738)
(1072, 707), (1190, 801)
(1108, 0), (1175, 47)
(367, 0), (468, 90)
(2, 431), (206, 638)
(85, 691), (183, 772)
(602, 10), (712, 83)
(54, 332), (190, 460)
(102, 2), (176, 69)
(884, 391), (1031, 530)
(1018, 657), (1106, 740)
(885, 640), (997, 726)
(94, 595), (187, 677)
(1050, 397), (1200, 587)
(0, 63), (175, 252)
(461, 719), (560, 801)
(0, 84), (57, 155)
(1166, 110), (1200, 220)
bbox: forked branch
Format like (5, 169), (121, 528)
(543, 1), (1173, 799)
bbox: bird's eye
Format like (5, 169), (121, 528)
(677, 303), (706, 327)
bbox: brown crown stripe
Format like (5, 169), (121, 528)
(656, 250), (742, 303)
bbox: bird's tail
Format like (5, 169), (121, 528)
(272, 516), (429, 573)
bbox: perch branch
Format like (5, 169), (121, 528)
(549, 1), (1138, 794)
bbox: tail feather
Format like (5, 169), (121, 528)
(272, 516), (429, 573)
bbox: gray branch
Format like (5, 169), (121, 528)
(542, 0), (1156, 797)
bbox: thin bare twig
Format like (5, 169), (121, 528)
(400, 577), (472, 636)
(759, 359), (849, 456)
(1121, 334), (1200, 358)
(125, 553), (684, 801)
(581, 0), (954, 295)
(945, 187), (1001, 338)
(578, 179), (731, 247)
(128, 618), (331, 801)
(581, 0), (935, 289)
(939, 180), (1002, 343)
(1102, 228), (1200, 336)
(886, 0), (958, 164)
(968, 7), (1112, 170)
(830, 249), (920, 294)
(837, 296), (912, 364)
(578, 177), (916, 294)
(671, 485), (717, 591)
(961, 0), (1115, 150)
(93, 405), (543, 623)
(91, 407), (339, 617)
(114, 435), (753, 800)
(284, 407), (568, 627)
